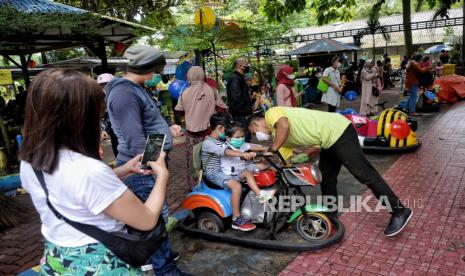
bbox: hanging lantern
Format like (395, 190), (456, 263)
(27, 60), (37, 69)
(194, 6), (216, 29)
(115, 42), (126, 55)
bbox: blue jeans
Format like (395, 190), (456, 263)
(407, 85), (418, 113)
(116, 161), (176, 275)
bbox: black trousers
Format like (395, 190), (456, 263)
(319, 124), (403, 213)
(327, 104), (337, 112)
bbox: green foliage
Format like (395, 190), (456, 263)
(44, 49), (87, 64)
(262, 0), (355, 25)
(57, 0), (181, 26)
(0, 7), (101, 38)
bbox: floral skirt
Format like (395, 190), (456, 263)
(40, 241), (142, 276)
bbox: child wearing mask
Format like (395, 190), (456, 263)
(201, 113), (273, 231)
(221, 122), (275, 203)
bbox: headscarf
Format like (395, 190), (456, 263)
(277, 65), (294, 86)
(276, 65), (297, 107)
(361, 59), (374, 80)
(186, 66), (209, 99)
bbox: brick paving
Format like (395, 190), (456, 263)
(0, 141), (191, 275)
(280, 101), (465, 275)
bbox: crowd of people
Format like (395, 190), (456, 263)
(19, 45), (427, 274)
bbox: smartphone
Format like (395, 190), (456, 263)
(141, 133), (166, 170)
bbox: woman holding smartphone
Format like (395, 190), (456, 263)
(18, 69), (178, 275)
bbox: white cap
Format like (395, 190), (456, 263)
(97, 73), (114, 84)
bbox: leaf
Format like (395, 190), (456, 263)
(47, 256), (66, 274)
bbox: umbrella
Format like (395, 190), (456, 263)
(425, 45), (452, 54)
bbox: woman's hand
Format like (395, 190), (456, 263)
(170, 124), (183, 137)
(147, 151), (169, 178)
(114, 154), (147, 179)
(100, 131), (109, 141)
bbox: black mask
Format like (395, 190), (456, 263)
(242, 65), (250, 73)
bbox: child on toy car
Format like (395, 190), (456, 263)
(221, 122), (275, 203)
(201, 113), (272, 231)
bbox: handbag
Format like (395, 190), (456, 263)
(33, 170), (167, 267)
(316, 78), (329, 93)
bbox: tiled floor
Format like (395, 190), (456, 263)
(280, 102), (465, 275)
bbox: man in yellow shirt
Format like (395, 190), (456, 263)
(248, 106), (413, 237)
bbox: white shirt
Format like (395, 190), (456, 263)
(20, 150), (127, 247)
(321, 67), (341, 107)
(221, 143), (251, 176)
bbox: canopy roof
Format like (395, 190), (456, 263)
(41, 52), (188, 75)
(286, 38), (360, 56)
(0, 0), (155, 55)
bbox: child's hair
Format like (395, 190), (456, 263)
(210, 112), (231, 130)
(225, 121), (244, 137)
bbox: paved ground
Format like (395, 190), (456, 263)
(281, 101), (465, 275)
(0, 87), (456, 275)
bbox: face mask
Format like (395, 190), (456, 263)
(242, 65), (250, 73)
(219, 132), (226, 140)
(144, 74), (162, 88)
(230, 137), (245, 149)
(287, 74), (295, 80)
(256, 131), (270, 141)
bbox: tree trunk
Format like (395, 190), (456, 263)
(462, 1), (465, 61)
(372, 34), (376, 59)
(402, 0), (413, 56)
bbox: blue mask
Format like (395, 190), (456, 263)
(219, 132), (226, 140)
(144, 74), (162, 88)
(230, 137), (245, 149)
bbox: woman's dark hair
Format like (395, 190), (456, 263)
(376, 60), (382, 66)
(422, 56), (430, 62)
(210, 112), (231, 130)
(18, 69), (104, 173)
(331, 56), (340, 65)
(412, 54), (423, 62)
(225, 122), (244, 137)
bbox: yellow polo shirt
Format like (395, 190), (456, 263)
(265, 107), (351, 160)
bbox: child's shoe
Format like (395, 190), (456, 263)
(232, 215), (256, 231)
(257, 189), (276, 204)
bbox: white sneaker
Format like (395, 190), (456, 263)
(257, 189), (276, 204)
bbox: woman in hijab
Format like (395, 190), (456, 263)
(175, 66), (227, 190)
(276, 65), (302, 107)
(360, 60), (380, 116)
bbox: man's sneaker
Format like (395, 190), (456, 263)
(257, 189), (277, 204)
(384, 208), (413, 237)
(232, 215), (256, 231)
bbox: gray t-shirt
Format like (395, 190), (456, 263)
(201, 136), (227, 176)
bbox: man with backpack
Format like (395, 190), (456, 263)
(106, 45), (189, 276)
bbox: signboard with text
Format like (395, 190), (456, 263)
(0, 69), (13, 85)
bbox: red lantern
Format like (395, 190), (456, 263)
(27, 60), (37, 69)
(390, 120), (410, 139)
(115, 42), (126, 55)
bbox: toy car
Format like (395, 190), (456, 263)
(346, 108), (421, 153)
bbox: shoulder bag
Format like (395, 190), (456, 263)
(33, 169), (167, 267)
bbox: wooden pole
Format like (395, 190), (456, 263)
(19, 54), (30, 89)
